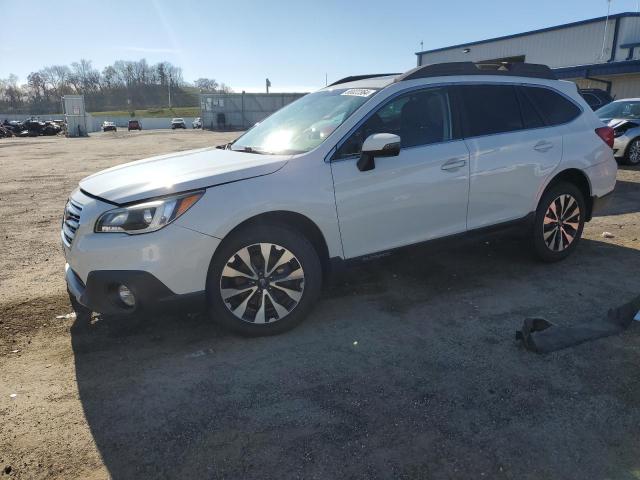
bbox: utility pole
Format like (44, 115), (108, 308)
(168, 73), (172, 109)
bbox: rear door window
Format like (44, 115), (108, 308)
(522, 86), (581, 125)
(459, 84), (523, 137)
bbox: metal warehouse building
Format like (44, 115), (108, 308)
(416, 12), (640, 99)
(200, 92), (306, 130)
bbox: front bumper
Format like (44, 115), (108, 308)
(613, 133), (635, 158)
(66, 264), (205, 315)
(62, 189), (220, 314)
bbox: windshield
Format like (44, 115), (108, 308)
(231, 88), (378, 154)
(596, 101), (640, 120)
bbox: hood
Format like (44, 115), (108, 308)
(79, 147), (289, 204)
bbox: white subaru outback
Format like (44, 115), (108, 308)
(63, 62), (617, 335)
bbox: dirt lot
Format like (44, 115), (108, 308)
(1, 130), (639, 480)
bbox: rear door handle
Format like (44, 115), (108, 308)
(441, 158), (467, 171)
(534, 141), (554, 152)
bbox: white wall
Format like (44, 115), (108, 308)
(573, 74), (640, 99)
(614, 16), (640, 61)
(1, 114), (203, 133)
(419, 18), (617, 68)
(89, 116), (200, 131)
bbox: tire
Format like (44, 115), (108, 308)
(207, 224), (322, 336)
(625, 138), (640, 165)
(532, 182), (586, 262)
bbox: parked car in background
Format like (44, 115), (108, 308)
(171, 118), (187, 129)
(0, 124), (13, 138)
(192, 117), (202, 129)
(579, 88), (613, 110)
(42, 121), (61, 136)
(6, 118), (61, 136)
(596, 98), (640, 165)
(63, 62), (617, 336)
(5, 120), (24, 134)
(128, 120), (142, 131)
(102, 121), (117, 132)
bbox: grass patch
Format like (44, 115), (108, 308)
(89, 107), (200, 118)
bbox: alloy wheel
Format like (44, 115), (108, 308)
(219, 243), (305, 324)
(543, 194), (581, 252)
(629, 140), (640, 164)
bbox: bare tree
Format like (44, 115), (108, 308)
(1, 58), (233, 114)
(194, 78), (219, 92)
(41, 65), (73, 95)
(101, 66), (118, 89)
(0, 74), (24, 109)
(218, 83), (233, 94)
(70, 59), (100, 93)
(26, 72), (48, 101)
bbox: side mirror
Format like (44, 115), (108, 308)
(357, 133), (401, 172)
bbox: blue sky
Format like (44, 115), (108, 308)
(2, 0), (640, 92)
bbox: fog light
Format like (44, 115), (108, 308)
(118, 285), (136, 307)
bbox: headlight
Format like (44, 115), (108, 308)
(95, 191), (203, 234)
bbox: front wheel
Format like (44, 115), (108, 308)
(625, 138), (640, 165)
(207, 225), (322, 336)
(532, 182), (586, 262)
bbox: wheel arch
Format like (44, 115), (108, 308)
(210, 210), (332, 284)
(539, 168), (594, 220)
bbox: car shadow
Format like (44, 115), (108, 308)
(71, 233), (640, 479)
(593, 179), (640, 216)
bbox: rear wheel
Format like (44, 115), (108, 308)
(207, 225), (322, 336)
(625, 138), (640, 165)
(532, 182), (585, 262)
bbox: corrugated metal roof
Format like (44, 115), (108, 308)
(415, 12), (640, 56)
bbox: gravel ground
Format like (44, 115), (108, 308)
(1, 130), (639, 480)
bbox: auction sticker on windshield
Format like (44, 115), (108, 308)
(341, 89), (376, 97)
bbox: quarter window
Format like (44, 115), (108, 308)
(335, 88), (452, 159)
(522, 86), (581, 125)
(516, 87), (546, 129)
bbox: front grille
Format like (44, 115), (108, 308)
(61, 199), (82, 247)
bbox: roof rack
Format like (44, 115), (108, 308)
(397, 62), (557, 81)
(328, 73), (401, 87)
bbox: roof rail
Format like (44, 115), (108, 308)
(328, 73), (401, 87)
(397, 62), (557, 81)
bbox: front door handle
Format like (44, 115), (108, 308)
(441, 158), (467, 171)
(534, 141), (554, 152)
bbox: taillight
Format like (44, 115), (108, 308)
(595, 126), (614, 148)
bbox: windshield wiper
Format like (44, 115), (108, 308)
(231, 146), (269, 154)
